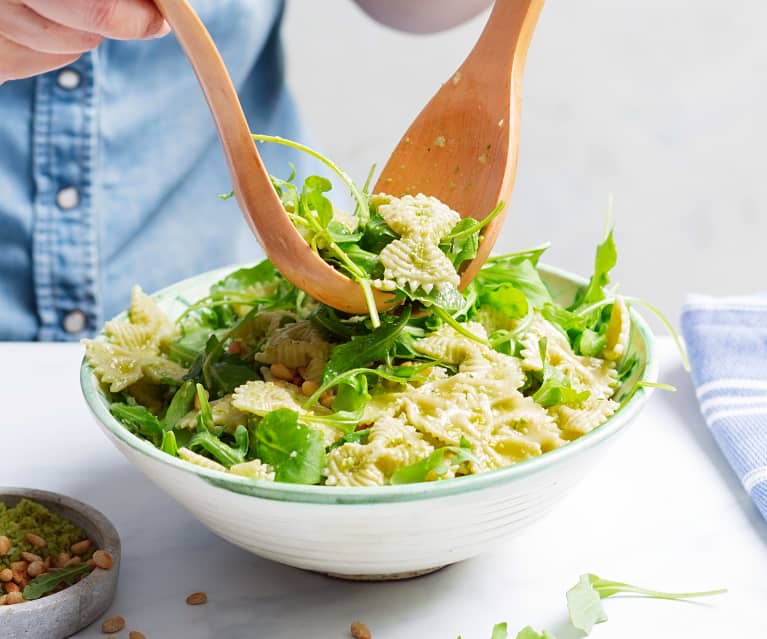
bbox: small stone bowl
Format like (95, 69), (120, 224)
(0, 487), (120, 639)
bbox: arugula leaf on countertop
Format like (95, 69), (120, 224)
(566, 573), (727, 635)
(514, 627), (556, 639)
(566, 574), (608, 634)
(490, 622), (508, 639)
(254, 409), (325, 484)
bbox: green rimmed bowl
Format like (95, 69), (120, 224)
(81, 264), (657, 579)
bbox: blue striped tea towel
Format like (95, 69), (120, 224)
(681, 293), (767, 522)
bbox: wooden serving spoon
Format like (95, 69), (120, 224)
(152, 0), (542, 315)
(375, 0), (544, 289)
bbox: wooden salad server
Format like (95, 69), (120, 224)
(374, 0), (544, 288)
(152, 0), (543, 314)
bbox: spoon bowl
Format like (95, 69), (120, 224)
(152, 0), (542, 314)
(376, 0), (544, 286)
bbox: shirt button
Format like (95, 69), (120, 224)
(63, 310), (87, 334)
(56, 186), (80, 210)
(56, 68), (81, 90)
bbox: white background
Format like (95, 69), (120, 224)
(283, 0), (767, 322)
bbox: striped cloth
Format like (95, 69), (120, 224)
(681, 294), (767, 522)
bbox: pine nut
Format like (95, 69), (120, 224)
(0, 569), (12, 582)
(185, 591), (207, 605)
(93, 550), (113, 570)
(71, 540), (92, 556)
(56, 552), (71, 567)
(0, 594), (6, 605)
(20, 552), (42, 563)
(5, 582), (20, 594)
(11, 569), (25, 585)
(301, 380), (320, 397)
(351, 621), (372, 639)
(24, 533), (45, 548)
(129, 631), (147, 639)
(6, 591), (23, 605)
(0, 536), (9, 556)
(270, 363), (293, 381)
(227, 340), (243, 355)
(87, 559), (97, 569)
(101, 616), (126, 633)
(320, 392), (335, 408)
(27, 561), (44, 578)
(65, 556), (81, 567)
(194, 390), (210, 410)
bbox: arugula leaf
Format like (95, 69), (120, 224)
(440, 217), (479, 268)
(163, 380), (196, 430)
(478, 283), (529, 319)
(407, 284), (466, 314)
(532, 340), (590, 408)
(111, 403), (163, 447)
(195, 383), (216, 433)
(571, 228), (617, 309)
(484, 243), (550, 267)
(309, 305), (370, 339)
(586, 573), (727, 601)
(573, 329), (607, 358)
(322, 307), (411, 384)
(390, 442), (477, 485)
(188, 427), (247, 467)
(334, 244), (382, 279)
(254, 409), (325, 484)
(566, 573), (727, 635)
(161, 430), (179, 456)
(566, 574), (608, 634)
(23, 563), (91, 600)
(515, 626), (556, 639)
(360, 213), (399, 254)
(326, 220), (363, 244)
(328, 428), (370, 451)
(490, 622), (508, 639)
(475, 259), (552, 309)
(300, 175), (334, 228)
(211, 259), (277, 295)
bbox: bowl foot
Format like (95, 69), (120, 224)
(321, 565), (448, 581)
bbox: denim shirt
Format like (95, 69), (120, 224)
(0, 0), (307, 341)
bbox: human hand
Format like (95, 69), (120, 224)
(0, 0), (169, 83)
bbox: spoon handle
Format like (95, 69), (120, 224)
(152, 0), (278, 235)
(466, 0), (544, 77)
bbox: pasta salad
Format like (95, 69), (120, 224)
(85, 140), (646, 487)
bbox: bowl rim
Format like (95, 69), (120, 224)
(80, 262), (659, 506)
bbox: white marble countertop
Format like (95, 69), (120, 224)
(2, 340), (765, 638)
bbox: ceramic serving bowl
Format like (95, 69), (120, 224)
(0, 488), (121, 638)
(81, 264), (657, 579)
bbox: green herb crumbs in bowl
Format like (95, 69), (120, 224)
(0, 499), (89, 571)
(0, 489), (119, 633)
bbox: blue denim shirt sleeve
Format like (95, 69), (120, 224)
(0, 0), (310, 341)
